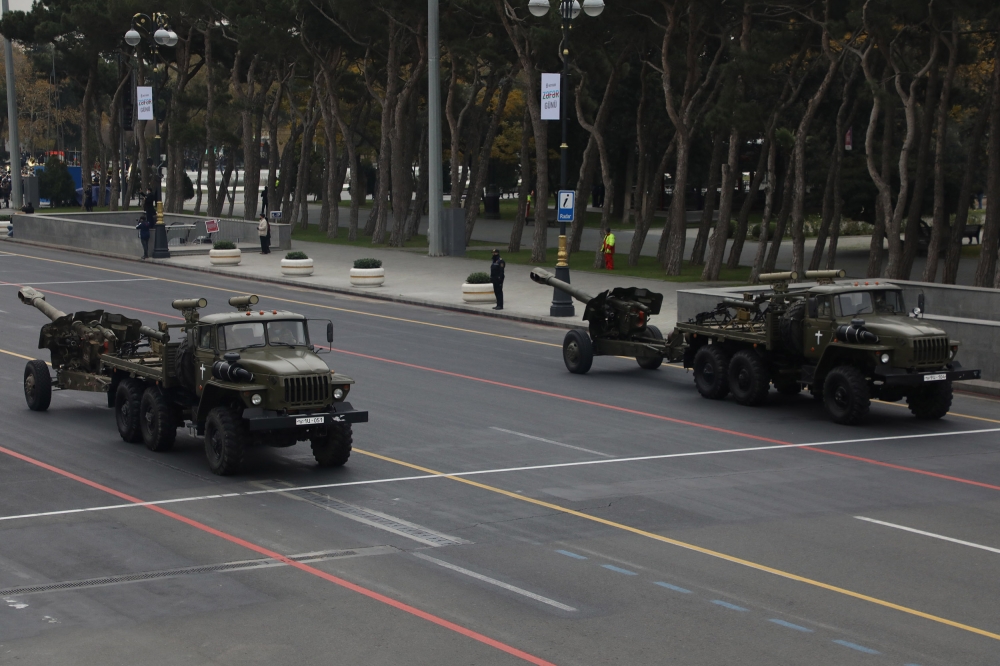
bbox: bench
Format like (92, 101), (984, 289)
(963, 224), (982, 245)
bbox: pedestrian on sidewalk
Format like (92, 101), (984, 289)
(490, 249), (506, 311)
(84, 186), (94, 212)
(258, 214), (271, 254)
(143, 188), (156, 225)
(135, 216), (151, 259)
(601, 228), (616, 270)
(260, 187), (269, 216)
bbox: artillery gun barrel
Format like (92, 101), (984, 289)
(140, 325), (168, 342)
(805, 269), (846, 280)
(529, 268), (595, 305)
(758, 271), (798, 283)
(721, 297), (759, 310)
(18, 287), (66, 321)
(172, 298), (208, 311)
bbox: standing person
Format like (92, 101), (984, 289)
(1, 174), (9, 208)
(258, 214), (271, 254)
(143, 188), (156, 225)
(260, 187), (269, 216)
(490, 248), (506, 311)
(526, 190), (534, 225)
(84, 185), (94, 212)
(601, 228), (616, 270)
(136, 216), (151, 260)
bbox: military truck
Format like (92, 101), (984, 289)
(531, 268), (980, 425)
(19, 287), (367, 474)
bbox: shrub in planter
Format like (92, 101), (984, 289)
(210, 239), (241, 266)
(285, 251), (309, 260)
(462, 271), (496, 303)
(281, 250), (314, 276)
(466, 272), (491, 284)
(350, 257), (385, 286)
(213, 240), (237, 250)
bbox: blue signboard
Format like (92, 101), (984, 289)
(557, 190), (576, 223)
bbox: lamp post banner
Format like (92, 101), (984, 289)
(136, 86), (154, 120)
(541, 73), (560, 121)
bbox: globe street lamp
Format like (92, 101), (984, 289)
(123, 12), (177, 259)
(530, 0), (605, 317)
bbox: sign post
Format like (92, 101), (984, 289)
(557, 190), (576, 223)
(541, 73), (560, 121)
(136, 86), (154, 121)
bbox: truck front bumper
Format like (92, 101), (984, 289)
(244, 402), (369, 431)
(877, 363), (981, 387)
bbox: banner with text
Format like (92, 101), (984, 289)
(541, 73), (560, 121)
(136, 86), (154, 121)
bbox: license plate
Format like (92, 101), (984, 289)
(923, 374), (947, 382)
(296, 416), (325, 426)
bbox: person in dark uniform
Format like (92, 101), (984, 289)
(261, 187), (269, 216)
(490, 249), (505, 311)
(143, 188), (157, 225)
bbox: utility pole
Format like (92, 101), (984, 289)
(427, 0), (444, 256)
(3, 0), (23, 209)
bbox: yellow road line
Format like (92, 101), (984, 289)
(873, 399), (1000, 426)
(356, 447), (1000, 642)
(0, 348), (41, 362)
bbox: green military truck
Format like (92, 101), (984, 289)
(19, 287), (367, 474)
(678, 271), (980, 424)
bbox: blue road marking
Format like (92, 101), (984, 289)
(711, 600), (749, 611)
(768, 619), (813, 632)
(654, 582), (692, 594)
(555, 550), (587, 560)
(601, 564), (637, 575)
(832, 640), (879, 655)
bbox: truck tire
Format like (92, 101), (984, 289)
(204, 406), (247, 476)
(24, 360), (52, 412)
(311, 422), (353, 467)
(693, 345), (730, 400)
(563, 329), (594, 374)
(637, 325), (664, 370)
(728, 350), (770, 406)
(140, 386), (177, 452)
(906, 381), (953, 420)
(779, 300), (807, 355)
(115, 379), (145, 443)
(822, 365), (870, 425)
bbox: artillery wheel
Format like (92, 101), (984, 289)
(906, 381), (953, 420)
(822, 365), (870, 425)
(311, 422), (353, 468)
(563, 330), (594, 375)
(204, 406), (247, 476)
(115, 379), (145, 444)
(637, 325), (664, 370)
(24, 360), (52, 412)
(693, 345), (730, 400)
(140, 386), (177, 452)
(728, 350), (770, 406)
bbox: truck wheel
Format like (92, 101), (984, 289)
(637, 325), (664, 370)
(906, 381), (953, 420)
(311, 422), (353, 467)
(822, 366), (870, 425)
(24, 360), (52, 412)
(728, 350), (770, 406)
(693, 345), (730, 400)
(140, 386), (177, 452)
(204, 406), (247, 476)
(563, 330), (594, 374)
(115, 379), (145, 443)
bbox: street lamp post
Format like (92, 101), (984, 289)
(529, 0), (605, 317)
(125, 13), (178, 260)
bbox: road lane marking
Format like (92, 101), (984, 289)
(357, 448), (1000, 642)
(654, 582), (692, 593)
(832, 639), (880, 654)
(411, 552), (577, 612)
(601, 565), (637, 575)
(711, 600), (749, 611)
(0, 443), (557, 666)
(490, 427), (612, 457)
(768, 619), (812, 632)
(0, 348), (41, 362)
(556, 550), (587, 560)
(0, 278), (157, 286)
(854, 516), (1000, 555)
(3, 427), (1000, 524)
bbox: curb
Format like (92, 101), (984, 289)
(1, 236), (579, 331)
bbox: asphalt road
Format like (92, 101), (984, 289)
(1, 244), (999, 666)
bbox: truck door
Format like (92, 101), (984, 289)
(803, 296), (835, 361)
(194, 325), (217, 393)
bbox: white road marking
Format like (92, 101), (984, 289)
(854, 516), (1000, 555)
(0, 279), (158, 286)
(3, 428), (998, 523)
(490, 427), (612, 457)
(411, 552), (577, 611)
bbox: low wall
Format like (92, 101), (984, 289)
(10, 212), (144, 257)
(11, 211), (291, 253)
(677, 280), (1000, 385)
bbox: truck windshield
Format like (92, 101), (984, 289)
(219, 322), (266, 350)
(267, 320), (308, 347)
(834, 291), (905, 317)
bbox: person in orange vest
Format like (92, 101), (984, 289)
(601, 228), (616, 270)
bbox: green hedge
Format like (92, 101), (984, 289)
(353, 258), (382, 269)
(213, 240), (237, 250)
(285, 251), (309, 260)
(466, 272), (491, 284)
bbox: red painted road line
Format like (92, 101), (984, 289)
(0, 444), (557, 666)
(332, 348), (1000, 493)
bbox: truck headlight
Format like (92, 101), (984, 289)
(880, 353), (890, 364)
(333, 388), (345, 400)
(251, 394), (263, 405)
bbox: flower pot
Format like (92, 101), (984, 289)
(350, 267), (385, 287)
(462, 282), (496, 303)
(280, 258), (314, 276)
(209, 248), (242, 266)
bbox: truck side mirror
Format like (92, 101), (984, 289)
(327, 322), (334, 344)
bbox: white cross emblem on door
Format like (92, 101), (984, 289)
(815, 331), (823, 344)
(200, 364), (206, 379)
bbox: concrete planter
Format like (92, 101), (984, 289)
(209, 248), (242, 266)
(280, 258), (314, 276)
(462, 282), (496, 303)
(350, 267), (385, 287)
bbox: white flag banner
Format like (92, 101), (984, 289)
(541, 73), (560, 121)
(136, 86), (154, 121)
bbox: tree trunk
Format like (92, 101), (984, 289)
(293, 86), (320, 230)
(923, 27), (959, 282)
(569, 137), (597, 252)
(727, 134), (769, 269)
(703, 126), (740, 280)
(629, 138), (675, 266)
(750, 138), (778, 283)
(79, 59), (96, 211)
(203, 25), (217, 217)
(975, 43), (1000, 287)
(900, 65), (940, 278)
(406, 125), (429, 241)
(690, 131), (724, 266)
(466, 75), (514, 242)
(194, 145), (204, 214)
(509, 107), (532, 254)
(763, 148), (795, 273)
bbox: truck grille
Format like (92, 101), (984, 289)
(284, 375), (331, 405)
(913, 337), (948, 366)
